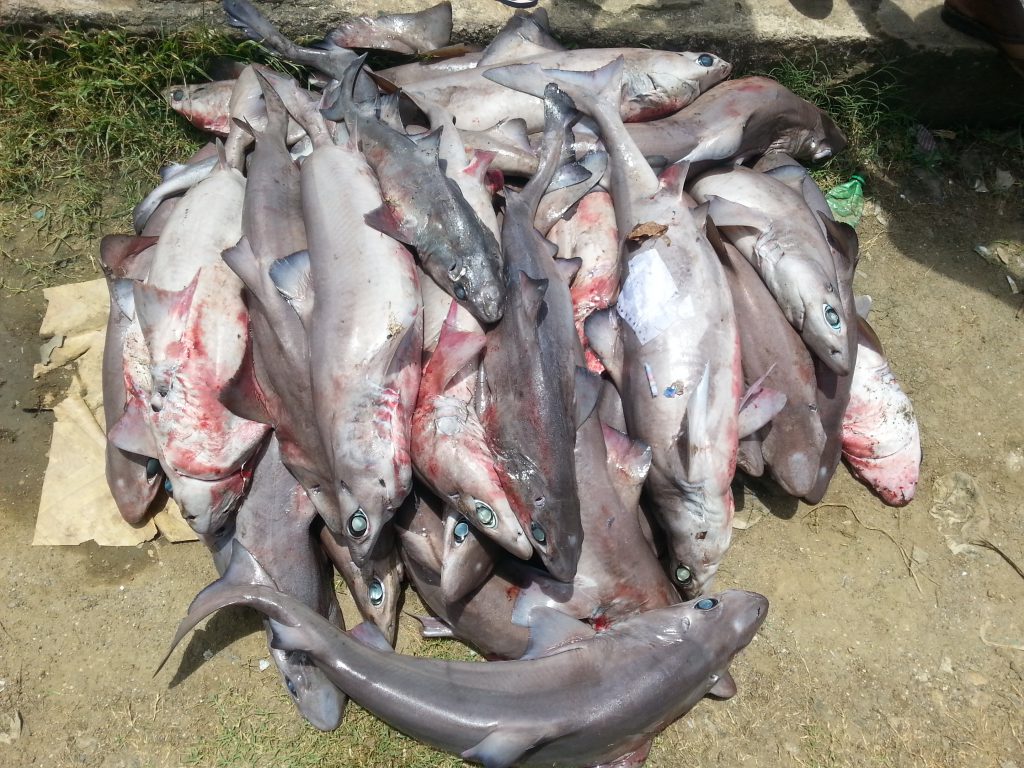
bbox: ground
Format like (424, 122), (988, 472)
(1, 158), (1022, 767)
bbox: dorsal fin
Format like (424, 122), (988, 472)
(573, 366), (602, 429)
(494, 117), (532, 151)
(553, 256), (582, 286)
(602, 424), (653, 488)
(819, 212), (860, 276)
(659, 160), (690, 197)
(268, 250), (314, 327)
(518, 271), (548, 324)
(583, 309), (623, 386)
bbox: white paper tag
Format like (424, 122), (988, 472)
(616, 248), (679, 345)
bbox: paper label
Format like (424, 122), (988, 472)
(616, 248), (679, 345)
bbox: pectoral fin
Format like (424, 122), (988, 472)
(462, 728), (545, 768)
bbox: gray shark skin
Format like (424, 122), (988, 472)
(479, 85), (587, 582)
(319, 524), (402, 646)
(219, 71), (341, 526)
(100, 242), (163, 525)
(804, 214), (861, 504)
(688, 165), (854, 376)
(711, 223), (827, 498)
(625, 76), (847, 173)
(322, 57), (506, 325)
(324, 2), (453, 55)
(162, 541), (767, 768)
(395, 491), (535, 660)
(213, 436), (347, 731)
(422, 47), (730, 133)
(284, 102), (422, 569)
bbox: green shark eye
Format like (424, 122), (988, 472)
(454, 285), (467, 300)
(675, 565), (693, 585)
(146, 458), (161, 480)
(475, 502), (496, 528)
(530, 522), (546, 544)
(348, 509), (368, 538)
(368, 578), (384, 606)
(823, 304), (841, 330)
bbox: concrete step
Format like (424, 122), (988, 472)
(4, 0), (1023, 125)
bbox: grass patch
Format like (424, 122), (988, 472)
(0, 27), (299, 244)
(762, 53), (915, 189)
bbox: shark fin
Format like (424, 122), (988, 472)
(133, 275), (200, 353)
(573, 366), (602, 429)
(364, 204), (417, 245)
(583, 309), (623, 386)
(462, 727), (543, 768)
(107, 400), (158, 457)
(348, 621), (395, 653)
(413, 614), (456, 639)
(219, 332), (273, 425)
(520, 605), (595, 660)
(426, 301), (486, 390)
(268, 250), (313, 320)
(518, 271), (549, 325)
(704, 195), (770, 232)
(602, 425), (653, 487)
(854, 294), (872, 320)
(708, 670), (738, 699)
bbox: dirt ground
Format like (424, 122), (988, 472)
(1, 163), (1023, 768)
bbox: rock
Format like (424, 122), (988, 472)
(0, 710), (23, 746)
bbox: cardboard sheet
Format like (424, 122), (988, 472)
(32, 278), (197, 546)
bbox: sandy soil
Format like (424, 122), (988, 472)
(1, 170), (1022, 767)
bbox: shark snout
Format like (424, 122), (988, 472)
(475, 283), (506, 324)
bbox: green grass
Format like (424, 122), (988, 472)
(0, 27), (298, 242)
(761, 53), (915, 189)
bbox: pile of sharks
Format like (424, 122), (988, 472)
(98, 1), (922, 764)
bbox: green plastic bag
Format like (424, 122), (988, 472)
(825, 174), (865, 228)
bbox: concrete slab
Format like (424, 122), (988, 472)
(3, 0), (1022, 124)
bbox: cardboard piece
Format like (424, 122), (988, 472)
(33, 278), (197, 546)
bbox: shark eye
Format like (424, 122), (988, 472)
(146, 458), (161, 480)
(695, 598), (718, 610)
(368, 578), (384, 606)
(453, 519), (470, 543)
(163, 478), (174, 497)
(171, 89), (185, 101)
(675, 565), (693, 586)
(697, 54), (715, 67)
(348, 509), (368, 538)
(475, 502), (496, 528)
(285, 677), (298, 698)
(453, 284), (467, 300)
(823, 304), (842, 330)
(530, 521), (547, 544)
